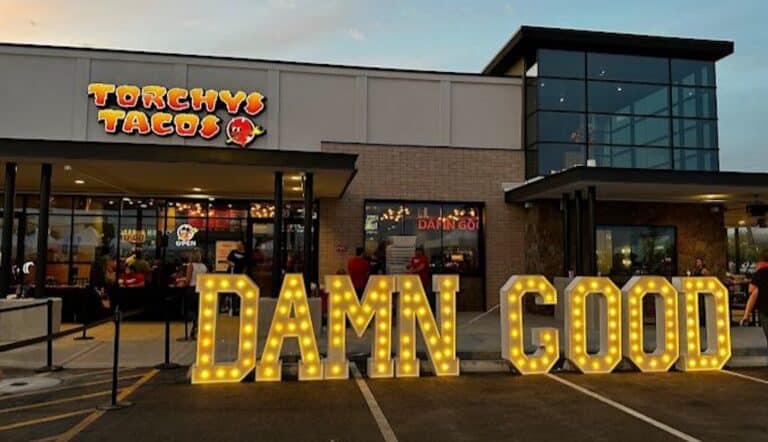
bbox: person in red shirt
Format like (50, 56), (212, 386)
(120, 265), (146, 288)
(347, 247), (370, 297)
(407, 247), (431, 298)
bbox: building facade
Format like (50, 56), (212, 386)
(1, 26), (766, 313)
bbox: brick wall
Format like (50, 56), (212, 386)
(319, 142), (526, 311)
(523, 200), (727, 279)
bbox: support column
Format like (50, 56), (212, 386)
(586, 186), (597, 276)
(0, 163), (17, 297)
(574, 189), (583, 276)
(35, 164), (52, 298)
(561, 193), (571, 277)
(734, 227), (741, 274)
(272, 172), (284, 297)
(302, 172), (314, 294)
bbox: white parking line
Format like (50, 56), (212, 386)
(546, 374), (700, 442)
(350, 363), (398, 442)
(723, 369), (768, 386)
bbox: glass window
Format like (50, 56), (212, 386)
(596, 226), (676, 279)
(538, 49), (585, 79)
(673, 118), (718, 149)
(537, 111), (586, 143)
(588, 53), (669, 83)
(589, 146), (672, 169)
(674, 149), (718, 171)
(534, 144), (586, 175)
(588, 81), (669, 116)
(589, 114), (670, 147)
(404, 203), (443, 275)
(536, 78), (585, 112)
(440, 203), (481, 275)
(672, 87), (716, 118)
(672, 59), (715, 87)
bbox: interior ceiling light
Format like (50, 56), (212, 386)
(74, 179), (85, 184)
(193, 187), (203, 192)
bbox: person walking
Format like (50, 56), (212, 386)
(347, 247), (370, 298)
(406, 247), (432, 310)
(741, 251), (768, 345)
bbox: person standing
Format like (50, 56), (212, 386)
(226, 241), (248, 274)
(406, 247), (432, 309)
(185, 251), (208, 339)
(370, 241), (387, 275)
(741, 251), (768, 345)
(693, 257), (710, 276)
(347, 247), (370, 298)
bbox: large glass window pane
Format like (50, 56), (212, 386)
(535, 143), (586, 175)
(672, 59), (715, 87)
(672, 87), (716, 118)
(589, 146), (672, 169)
(536, 78), (585, 112)
(404, 203), (442, 280)
(674, 149), (718, 171)
(588, 81), (669, 116)
(589, 114), (670, 147)
(538, 49), (585, 79)
(538, 111), (586, 143)
(440, 203), (481, 275)
(588, 53), (669, 83)
(673, 118), (718, 148)
(596, 226), (676, 280)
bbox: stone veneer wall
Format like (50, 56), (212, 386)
(318, 142), (526, 311)
(523, 200), (727, 278)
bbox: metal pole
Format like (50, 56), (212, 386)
(586, 186), (597, 276)
(734, 227), (741, 274)
(561, 193), (571, 277)
(35, 164), (51, 298)
(156, 295), (180, 369)
(35, 298), (62, 372)
(302, 172), (314, 294)
(1, 162), (17, 297)
(272, 172), (284, 297)
(99, 307), (132, 410)
(574, 190), (584, 276)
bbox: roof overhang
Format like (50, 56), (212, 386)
(483, 26), (734, 76)
(0, 138), (357, 199)
(505, 167), (768, 226)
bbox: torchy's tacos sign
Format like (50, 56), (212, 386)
(87, 83), (266, 148)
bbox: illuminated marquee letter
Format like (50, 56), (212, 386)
(323, 275), (395, 379)
(673, 277), (731, 371)
(500, 275), (559, 375)
(256, 274), (322, 381)
(564, 277), (622, 374)
(190, 274), (259, 384)
(97, 109), (126, 133)
(396, 275), (459, 377)
(87, 83), (115, 106)
(622, 276), (679, 372)
(115, 85), (140, 108)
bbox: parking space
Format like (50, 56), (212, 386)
(2, 366), (768, 441)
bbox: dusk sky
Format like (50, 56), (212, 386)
(0, 0), (764, 171)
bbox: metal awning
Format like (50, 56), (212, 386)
(0, 138), (357, 199)
(504, 167), (768, 227)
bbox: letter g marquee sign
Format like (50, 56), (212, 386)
(191, 273), (732, 384)
(87, 83), (267, 148)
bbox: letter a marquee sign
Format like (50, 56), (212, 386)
(190, 273), (731, 384)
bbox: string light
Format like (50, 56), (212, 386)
(622, 276), (679, 372)
(500, 275), (559, 375)
(672, 277), (731, 371)
(256, 274), (323, 381)
(564, 277), (622, 374)
(396, 275), (459, 377)
(191, 274), (259, 384)
(323, 275), (395, 379)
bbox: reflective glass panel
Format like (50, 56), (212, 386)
(538, 49), (585, 79)
(589, 145), (672, 169)
(672, 86), (717, 118)
(589, 114), (670, 147)
(537, 111), (586, 143)
(588, 81), (669, 116)
(674, 149), (718, 171)
(673, 118), (718, 148)
(672, 59), (715, 86)
(536, 78), (585, 112)
(588, 53), (669, 83)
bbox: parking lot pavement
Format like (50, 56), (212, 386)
(3, 366), (768, 441)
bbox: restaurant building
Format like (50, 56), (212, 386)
(0, 26), (766, 314)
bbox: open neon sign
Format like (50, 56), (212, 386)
(191, 273), (731, 384)
(87, 83), (267, 147)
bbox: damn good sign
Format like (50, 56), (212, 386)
(191, 274), (731, 384)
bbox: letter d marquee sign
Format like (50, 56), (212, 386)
(191, 274), (732, 384)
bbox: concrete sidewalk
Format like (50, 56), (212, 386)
(0, 311), (765, 369)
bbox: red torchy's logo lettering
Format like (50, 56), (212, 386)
(87, 83), (266, 148)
